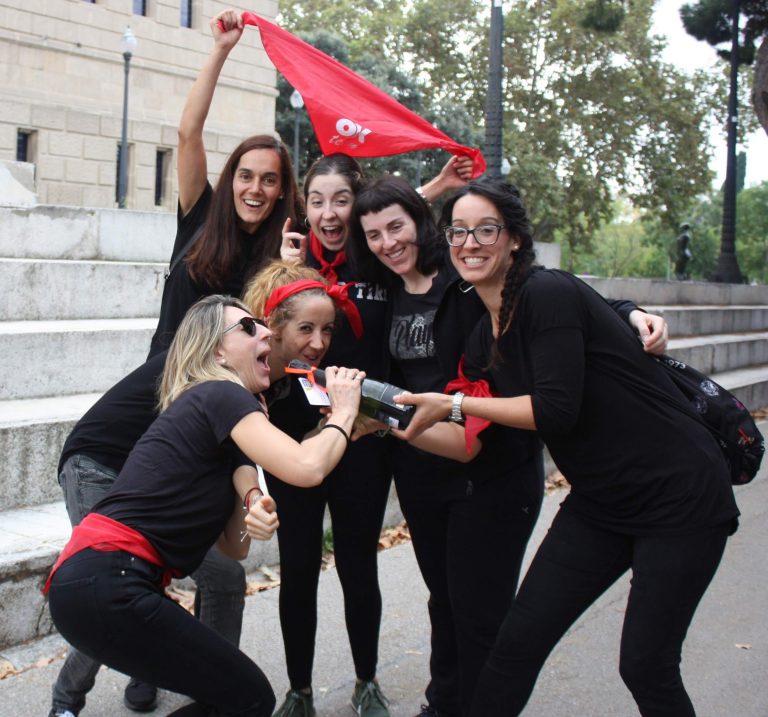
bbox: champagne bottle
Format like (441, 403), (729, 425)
(287, 360), (414, 430)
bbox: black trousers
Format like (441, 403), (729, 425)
(394, 443), (545, 717)
(266, 433), (393, 688)
(469, 507), (732, 717)
(48, 549), (275, 717)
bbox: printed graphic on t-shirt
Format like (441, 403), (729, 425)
(348, 281), (388, 302)
(390, 310), (436, 360)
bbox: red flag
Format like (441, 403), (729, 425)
(240, 12), (486, 178)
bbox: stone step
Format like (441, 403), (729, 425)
(648, 305), (768, 337)
(0, 394), (101, 512)
(0, 318), (156, 400)
(583, 276), (768, 306)
(0, 205), (174, 262)
(666, 332), (768, 376)
(0, 258), (166, 321)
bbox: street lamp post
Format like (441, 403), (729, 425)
(289, 89), (304, 178)
(484, 0), (504, 178)
(711, 0), (743, 283)
(117, 26), (137, 209)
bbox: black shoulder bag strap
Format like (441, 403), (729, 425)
(164, 224), (205, 279)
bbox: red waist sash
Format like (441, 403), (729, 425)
(44, 513), (178, 594)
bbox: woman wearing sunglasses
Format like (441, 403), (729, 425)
(395, 178), (738, 717)
(46, 294), (364, 717)
(346, 176), (670, 717)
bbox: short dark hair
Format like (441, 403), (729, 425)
(348, 175), (446, 287)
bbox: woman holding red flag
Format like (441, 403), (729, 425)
(265, 154), (470, 717)
(148, 8), (302, 359)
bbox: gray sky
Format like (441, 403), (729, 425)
(652, 0), (768, 187)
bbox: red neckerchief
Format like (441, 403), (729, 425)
(44, 513), (179, 594)
(309, 230), (346, 285)
(444, 356), (496, 455)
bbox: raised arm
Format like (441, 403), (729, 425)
(178, 9), (244, 215)
(418, 155), (473, 204)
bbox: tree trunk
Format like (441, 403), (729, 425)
(754, 36), (768, 137)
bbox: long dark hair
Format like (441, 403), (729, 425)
(439, 178), (537, 347)
(348, 175), (446, 287)
(303, 153), (367, 200)
(186, 135), (302, 288)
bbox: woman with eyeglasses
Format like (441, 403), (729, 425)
(148, 8), (302, 359)
(346, 176), (671, 717)
(395, 178), (739, 717)
(46, 294), (363, 717)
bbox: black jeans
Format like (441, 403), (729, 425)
(395, 444), (544, 717)
(52, 454), (246, 714)
(266, 434), (393, 688)
(469, 507), (732, 717)
(48, 549), (275, 717)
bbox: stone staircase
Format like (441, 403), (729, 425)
(1, 181), (767, 652)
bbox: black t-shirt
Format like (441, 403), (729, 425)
(306, 252), (389, 378)
(92, 381), (263, 575)
(389, 271), (448, 393)
(148, 184), (271, 358)
(58, 352), (167, 474)
(464, 269), (739, 536)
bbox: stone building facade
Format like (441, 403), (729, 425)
(0, 0), (278, 210)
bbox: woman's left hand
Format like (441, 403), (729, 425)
(245, 495), (279, 541)
(393, 391), (453, 442)
(280, 218), (307, 264)
(629, 310), (669, 355)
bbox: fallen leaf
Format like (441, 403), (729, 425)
(735, 643), (752, 650)
(0, 660), (17, 680)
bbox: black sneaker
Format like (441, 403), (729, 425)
(48, 710), (78, 717)
(415, 706), (439, 717)
(124, 678), (158, 712)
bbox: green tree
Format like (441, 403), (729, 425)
(276, 0), (725, 260)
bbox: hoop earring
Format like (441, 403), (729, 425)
(304, 217), (311, 230)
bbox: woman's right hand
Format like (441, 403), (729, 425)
(211, 9), (244, 51)
(280, 218), (307, 264)
(324, 366), (364, 421)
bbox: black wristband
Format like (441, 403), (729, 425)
(322, 423), (350, 448)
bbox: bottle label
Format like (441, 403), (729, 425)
(298, 377), (331, 406)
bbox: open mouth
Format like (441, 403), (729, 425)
(321, 225), (345, 242)
(244, 198), (264, 209)
(256, 347), (271, 371)
(386, 246), (407, 261)
(460, 256), (486, 266)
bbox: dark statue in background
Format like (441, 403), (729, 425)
(675, 223), (693, 280)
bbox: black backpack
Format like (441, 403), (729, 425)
(656, 355), (765, 485)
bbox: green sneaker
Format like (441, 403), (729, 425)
(273, 689), (316, 717)
(351, 680), (390, 717)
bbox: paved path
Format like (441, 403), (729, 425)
(1, 470), (766, 716)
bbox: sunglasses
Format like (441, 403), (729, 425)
(222, 316), (266, 337)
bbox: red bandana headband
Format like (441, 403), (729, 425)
(264, 279), (363, 338)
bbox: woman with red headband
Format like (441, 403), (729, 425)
(243, 259), (391, 717)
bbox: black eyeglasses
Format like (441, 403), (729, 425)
(443, 224), (506, 246)
(223, 316), (265, 337)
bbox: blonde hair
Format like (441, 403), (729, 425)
(242, 259), (331, 331)
(158, 294), (250, 412)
